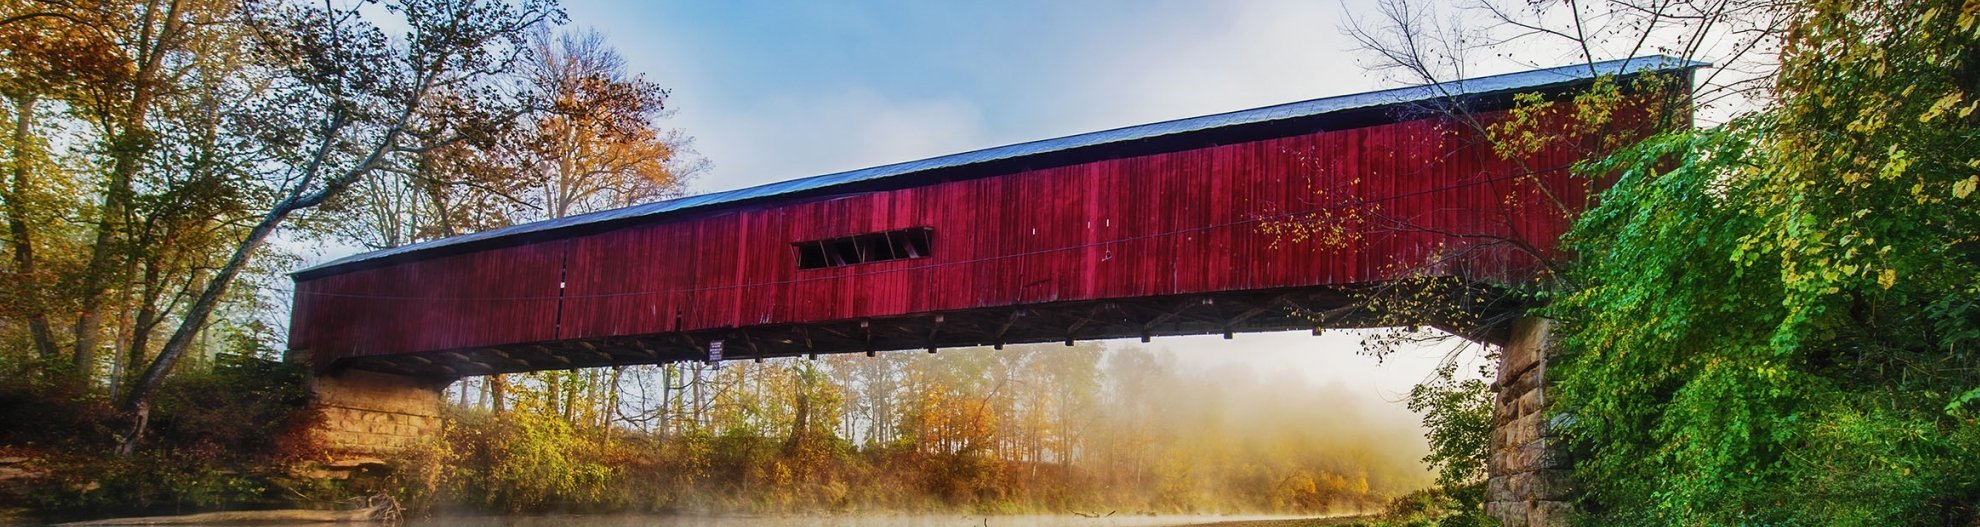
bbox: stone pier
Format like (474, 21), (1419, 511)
(1486, 317), (1575, 526)
(307, 369), (447, 471)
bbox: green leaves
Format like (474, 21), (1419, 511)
(1950, 387), (1980, 416)
(1552, 1), (1980, 522)
(1406, 362), (1492, 488)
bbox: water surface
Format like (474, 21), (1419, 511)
(409, 513), (1342, 527)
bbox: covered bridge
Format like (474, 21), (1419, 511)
(289, 57), (1697, 379)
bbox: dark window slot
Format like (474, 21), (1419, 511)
(794, 227), (935, 270)
(906, 228), (932, 257)
(795, 242), (829, 270)
(829, 238), (860, 266)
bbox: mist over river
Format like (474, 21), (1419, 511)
(405, 513), (1354, 527)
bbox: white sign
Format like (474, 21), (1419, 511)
(708, 340), (724, 363)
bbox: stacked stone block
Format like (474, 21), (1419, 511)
(1486, 317), (1575, 526)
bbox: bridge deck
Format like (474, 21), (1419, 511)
(332, 280), (1520, 379)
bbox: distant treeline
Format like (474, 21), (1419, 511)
(426, 343), (1432, 514)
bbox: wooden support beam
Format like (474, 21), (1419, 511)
(1064, 307), (1097, 334)
(994, 309), (1024, 349)
(1064, 305), (1111, 346)
(624, 338), (659, 358)
(522, 345), (572, 365)
(813, 324), (856, 340)
(927, 314), (944, 353)
(1228, 293), (1295, 326)
(314, 284), (1512, 375)
(861, 319), (873, 352)
(1142, 303), (1197, 331)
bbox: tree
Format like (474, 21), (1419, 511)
(1328, 0), (1799, 351)
(1326, 0), (1807, 521)
(0, 0), (244, 387)
(1551, 0), (1980, 522)
(507, 27), (697, 219)
(0, 9), (110, 370)
(116, 0), (563, 454)
(60, 0), (235, 382)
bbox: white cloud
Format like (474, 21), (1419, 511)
(1070, 1), (1385, 128)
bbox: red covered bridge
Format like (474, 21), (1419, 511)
(289, 58), (1696, 379)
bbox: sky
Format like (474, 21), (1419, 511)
(531, 0), (1506, 408)
(564, 0), (1417, 192)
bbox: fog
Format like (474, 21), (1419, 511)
(442, 328), (1478, 514)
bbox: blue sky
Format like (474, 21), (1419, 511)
(562, 0), (1405, 191)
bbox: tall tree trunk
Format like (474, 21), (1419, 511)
(79, 0), (189, 389)
(658, 365), (672, 437)
(125, 261), (164, 388)
(546, 372), (562, 420)
(73, 119), (150, 386)
(118, 199), (288, 454)
(490, 374), (507, 414)
(4, 95), (59, 365)
(604, 366), (624, 430)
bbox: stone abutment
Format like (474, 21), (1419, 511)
(306, 369), (446, 473)
(1486, 317), (1575, 526)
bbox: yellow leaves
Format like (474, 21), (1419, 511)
(1847, 105), (1889, 134)
(1879, 268), (1897, 289)
(1955, 176), (1978, 199)
(1920, 92), (1966, 122)
(1881, 146), (1913, 180)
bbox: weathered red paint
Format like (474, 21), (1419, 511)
(291, 111), (1591, 363)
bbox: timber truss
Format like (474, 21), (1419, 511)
(325, 277), (1526, 380)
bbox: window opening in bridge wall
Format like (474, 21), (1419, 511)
(795, 227), (933, 270)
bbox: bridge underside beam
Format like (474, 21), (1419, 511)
(327, 277), (1524, 380)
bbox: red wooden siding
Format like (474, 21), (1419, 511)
(291, 110), (1588, 361)
(291, 241), (565, 360)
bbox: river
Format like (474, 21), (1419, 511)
(405, 514), (1358, 527)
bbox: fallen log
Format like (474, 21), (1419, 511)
(52, 501), (393, 526)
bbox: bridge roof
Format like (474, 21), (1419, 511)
(299, 56), (1704, 279)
